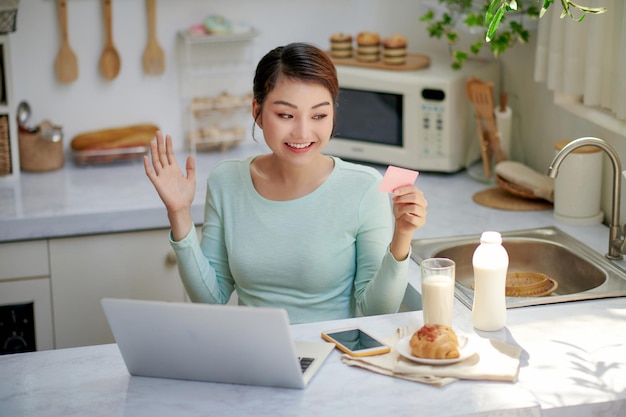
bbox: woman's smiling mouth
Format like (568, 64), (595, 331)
(286, 142), (314, 150)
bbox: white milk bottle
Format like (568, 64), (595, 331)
(472, 231), (508, 331)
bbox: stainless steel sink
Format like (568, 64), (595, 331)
(410, 227), (626, 309)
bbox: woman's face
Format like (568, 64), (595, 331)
(253, 77), (334, 165)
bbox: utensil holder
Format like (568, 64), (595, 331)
(18, 121), (64, 172)
(553, 139), (603, 225)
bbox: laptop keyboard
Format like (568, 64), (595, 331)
(299, 357), (314, 373)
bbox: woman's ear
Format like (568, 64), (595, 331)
(252, 99), (262, 129)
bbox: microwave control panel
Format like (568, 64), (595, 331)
(418, 87), (447, 159)
(419, 101), (446, 159)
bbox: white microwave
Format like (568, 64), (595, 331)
(325, 55), (500, 172)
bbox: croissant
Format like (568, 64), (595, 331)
(409, 324), (460, 359)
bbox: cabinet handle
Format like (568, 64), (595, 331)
(166, 251), (177, 265)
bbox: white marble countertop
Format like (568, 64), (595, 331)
(0, 311), (543, 417)
(1, 295), (625, 417)
(0, 141), (271, 243)
(0, 139), (616, 248)
(1, 141), (626, 416)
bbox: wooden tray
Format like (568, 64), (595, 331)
(330, 53), (431, 71)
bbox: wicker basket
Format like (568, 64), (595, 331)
(505, 272), (558, 297)
(18, 121), (64, 172)
(471, 271), (559, 297)
(0, 114), (11, 175)
(0, 0), (19, 34)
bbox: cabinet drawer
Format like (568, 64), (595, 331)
(0, 240), (49, 281)
(50, 229), (187, 348)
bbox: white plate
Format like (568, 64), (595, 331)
(396, 333), (476, 365)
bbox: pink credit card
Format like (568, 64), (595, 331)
(378, 165), (419, 193)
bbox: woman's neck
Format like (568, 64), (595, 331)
(250, 154), (334, 201)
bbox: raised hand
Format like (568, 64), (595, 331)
(389, 185), (428, 261)
(144, 131), (196, 240)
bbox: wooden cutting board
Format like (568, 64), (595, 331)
(472, 187), (553, 211)
(330, 53), (431, 71)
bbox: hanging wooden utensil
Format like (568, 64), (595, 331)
(142, 0), (165, 75)
(55, 0), (78, 83)
(99, 0), (121, 80)
(466, 77), (507, 178)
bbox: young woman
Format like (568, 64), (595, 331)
(145, 42), (427, 324)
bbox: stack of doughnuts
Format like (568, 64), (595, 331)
(329, 33), (353, 58)
(382, 34), (408, 65)
(355, 31), (381, 62)
(329, 31), (410, 65)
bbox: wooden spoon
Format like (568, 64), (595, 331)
(99, 0), (121, 80)
(142, 0), (165, 75)
(55, 0), (78, 83)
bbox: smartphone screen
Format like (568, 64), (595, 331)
(321, 327), (390, 357)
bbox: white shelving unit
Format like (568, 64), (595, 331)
(0, 34), (19, 180)
(176, 29), (259, 152)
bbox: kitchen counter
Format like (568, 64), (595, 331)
(0, 140), (615, 249)
(1, 141), (626, 416)
(1, 296), (625, 417)
(0, 142), (270, 243)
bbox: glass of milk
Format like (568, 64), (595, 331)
(420, 258), (456, 326)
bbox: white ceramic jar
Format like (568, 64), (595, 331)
(553, 140), (603, 225)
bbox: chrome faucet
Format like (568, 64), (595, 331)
(548, 137), (625, 260)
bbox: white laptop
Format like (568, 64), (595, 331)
(101, 298), (334, 389)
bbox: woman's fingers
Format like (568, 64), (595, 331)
(392, 186), (428, 229)
(393, 187), (427, 209)
(148, 131), (182, 175)
(185, 155), (196, 183)
(149, 131), (164, 172)
(156, 131), (169, 168)
(165, 134), (180, 170)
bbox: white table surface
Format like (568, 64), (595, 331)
(1, 141), (626, 416)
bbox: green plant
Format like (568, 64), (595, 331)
(420, 0), (607, 69)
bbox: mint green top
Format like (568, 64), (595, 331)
(170, 156), (409, 324)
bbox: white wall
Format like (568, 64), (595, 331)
(10, 0), (436, 150)
(9, 0), (626, 219)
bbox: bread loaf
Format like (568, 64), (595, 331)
(71, 124), (159, 150)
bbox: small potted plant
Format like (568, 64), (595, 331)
(420, 0), (607, 69)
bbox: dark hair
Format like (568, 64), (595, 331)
(252, 42), (339, 137)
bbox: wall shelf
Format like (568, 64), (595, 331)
(176, 29), (259, 152)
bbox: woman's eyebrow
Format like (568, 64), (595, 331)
(272, 100), (331, 109)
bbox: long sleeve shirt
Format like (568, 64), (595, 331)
(170, 156), (409, 324)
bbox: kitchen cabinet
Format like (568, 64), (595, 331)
(0, 34), (19, 179)
(49, 229), (188, 349)
(0, 240), (54, 352)
(176, 30), (258, 152)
